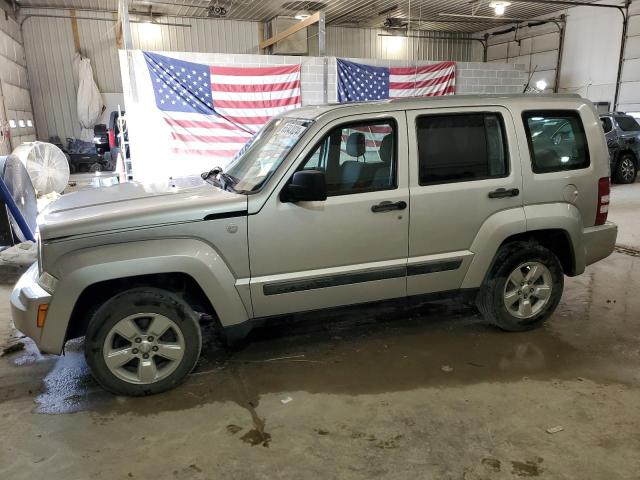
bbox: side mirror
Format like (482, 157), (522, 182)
(282, 170), (327, 202)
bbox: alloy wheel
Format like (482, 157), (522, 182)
(620, 158), (636, 182)
(102, 313), (185, 384)
(503, 262), (553, 319)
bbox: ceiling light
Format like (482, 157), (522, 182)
(294, 10), (311, 20)
(536, 79), (548, 91)
(490, 1), (511, 16)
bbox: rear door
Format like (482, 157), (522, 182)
(405, 106), (523, 296)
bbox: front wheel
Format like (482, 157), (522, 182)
(476, 242), (564, 332)
(613, 154), (637, 184)
(84, 288), (202, 396)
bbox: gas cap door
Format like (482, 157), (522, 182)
(563, 183), (579, 204)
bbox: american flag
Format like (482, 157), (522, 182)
(143, 51), (301, 164)
(337, 59), (455, 102)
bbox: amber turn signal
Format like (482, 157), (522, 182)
(37, 304), (48, 328)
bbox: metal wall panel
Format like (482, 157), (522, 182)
(326, 26), (473, 61)
(0, 9), (34, 154)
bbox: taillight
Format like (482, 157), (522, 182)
(108, 129), (116, 149)
(595, 177), (610, 225)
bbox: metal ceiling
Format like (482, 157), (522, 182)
(15, 0), (612, 32)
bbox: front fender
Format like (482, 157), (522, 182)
(41, 238), (250, 354)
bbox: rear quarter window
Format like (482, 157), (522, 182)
(522, 110), (590, 174)
(615, 115), (640, 132)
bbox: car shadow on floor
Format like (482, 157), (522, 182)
(13, 293), (616, 417)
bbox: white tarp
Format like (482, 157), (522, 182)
(76, 55), (104, 142)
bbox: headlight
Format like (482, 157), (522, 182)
(38, 271), (58, 294)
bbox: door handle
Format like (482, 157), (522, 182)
(488, 188), (519, 199)
(371, 200), (407, 213)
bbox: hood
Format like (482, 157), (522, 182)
(38, 176), (247, 240)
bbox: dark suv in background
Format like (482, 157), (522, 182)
(600, 113), (640, 184)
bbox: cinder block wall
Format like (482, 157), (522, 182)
(326, 58), (528, 102)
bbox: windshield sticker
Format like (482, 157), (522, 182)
(277, 122), (308, 138)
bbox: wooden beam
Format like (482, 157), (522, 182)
(114, 11), (123, 49)
(259, 11), (320, 50)
(70, 9), (81, 52)
(257, 22), (265, 54)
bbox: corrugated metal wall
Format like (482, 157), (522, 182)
(20, 8), (475, 141)
(326, 27), (474, 61)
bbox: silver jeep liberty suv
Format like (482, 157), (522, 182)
(12, 95), (617, 395)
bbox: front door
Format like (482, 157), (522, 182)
(405, 107), (524, 295)
(248, 112), (410, 317)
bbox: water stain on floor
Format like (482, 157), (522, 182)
(511, 457), (544, 477)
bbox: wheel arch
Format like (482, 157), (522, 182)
(66, 272), (218, 342)
(41, 239), (251, 354)
(462, 204), (584, 289)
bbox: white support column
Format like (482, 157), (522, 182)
(319, 12), (328, 104)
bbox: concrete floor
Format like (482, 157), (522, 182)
(1, 184), (640, 479)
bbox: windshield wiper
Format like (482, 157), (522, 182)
(201, 166), (238, 192)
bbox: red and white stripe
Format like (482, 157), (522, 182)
(163, 112), (254, 159)
(389, 62), (455, 98)
(210, 65), (302, 134)
(164, 64), (301, 163)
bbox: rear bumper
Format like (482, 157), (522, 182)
(10, 262), (52, 351)
(584, 222), (617, 266)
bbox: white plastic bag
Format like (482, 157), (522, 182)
(77, 55), (104, 142)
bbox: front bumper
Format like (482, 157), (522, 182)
(584, 221), (618, 266)
(10, 262), (51, 349)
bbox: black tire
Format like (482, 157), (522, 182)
(476, 241), (564, 332)
(102, 151), (115, 171)
(84, 288), (202, 396)
(613, 154), (637, 184)
(89, 162), (103, 173)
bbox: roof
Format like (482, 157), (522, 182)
(284, 93), (587, 120)
(16, 0), (591, 33)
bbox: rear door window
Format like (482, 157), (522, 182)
(523, 111), (590, 173)
(416, 113), (508, 185)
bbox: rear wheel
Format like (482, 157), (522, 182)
(84, 288), (202, 396)
(613, 154), (637, 184)
(477, 241), (564, 332)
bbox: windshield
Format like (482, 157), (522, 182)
(224, 117), (312, 192)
